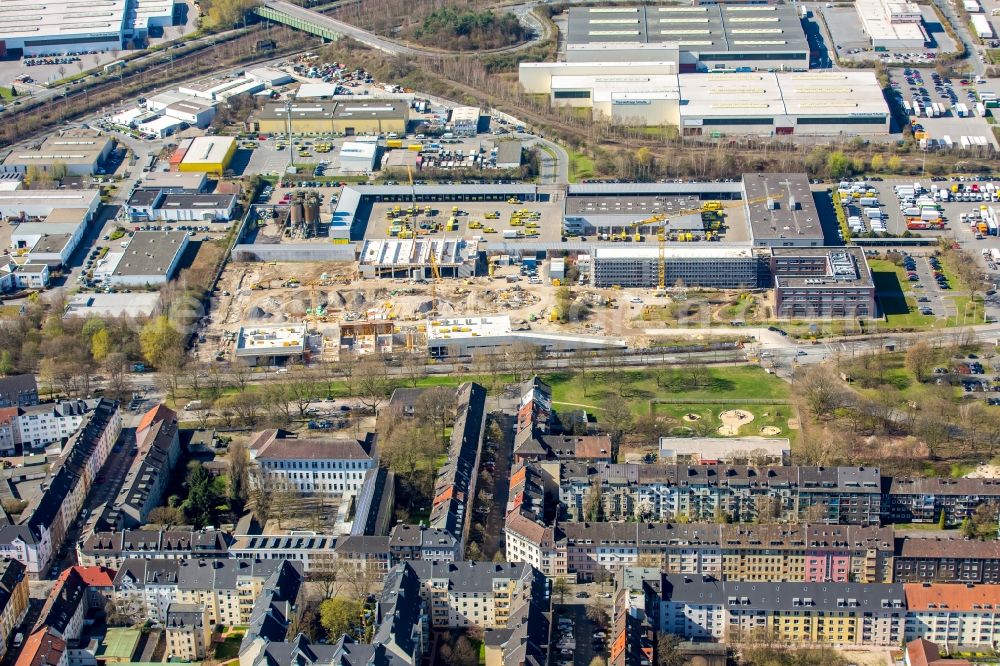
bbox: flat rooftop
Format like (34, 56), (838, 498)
(742, 173), (823, 243)
(679, 71), (890, 119)
(110, 231), (188, 277)
(359, 238), (476, 267)
(427, 316), (512, 341)
(257, 99), (408, 122)
(63, 292), (160, 319)
(2, 130), (112, 168)
(566, 4), (808, 54)
(140, 171), (206, 191)
(180, 136), (235, 165)
(28, 233), (74, 255)
(158, 193), (236, 209)
(594, 245), (755, 259)
(236, 324), (306, 355)
(771, 246), (875, 288)
(0, 0), (127, 41)
(856, 0), (926, 43)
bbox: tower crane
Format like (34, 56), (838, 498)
(649, 192), (784, 292)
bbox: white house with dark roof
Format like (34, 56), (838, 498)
(248, 429), (376, 497)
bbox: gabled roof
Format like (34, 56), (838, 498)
(15, 629), (66, 666)
(136, 404), (176, 439)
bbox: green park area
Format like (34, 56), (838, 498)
(546, 365), (791, 431)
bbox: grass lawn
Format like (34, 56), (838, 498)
(653, 403), (793, 437)
(547, 366), (790, 419)
(868, 259), (938, 329)
(214, 633), (244, 660)
(567, 149), (594, 182)
(0, 87), (16, 100)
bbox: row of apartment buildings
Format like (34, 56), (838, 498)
(0, 400), (99, 454)
(238, 559), (550, 666)
(0, 399), (122, 578)
(98, 405), (180, 531)
(77, 523), (462, 575)
(614, 568), (1000, 654)
(15, 562), (214, 665)
(549, 461), (1000, 526)
(506, 511), (1000, 586)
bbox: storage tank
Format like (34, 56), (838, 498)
(290, 193), (304, 227)
(304, 193), (320, 226)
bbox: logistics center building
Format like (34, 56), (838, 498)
(563, 4), (810, 72)
(524, 67), (890, 134)
(0, 0), (178, 55)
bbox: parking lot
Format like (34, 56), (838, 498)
(819, 4), (952, 64)
(363, 199), (565, 243)
(0, 1), (196, 89)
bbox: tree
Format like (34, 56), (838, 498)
(319, 597), (361, 640)
(228, 441), (250, 515)
(0, 350), (12, 377)
(870, 154), (885, 172)
(602, 395), (634, 450)
(656, 633), (686, 666)
(248, 465), (272, 524)
(584, 480), (603, 522)
(147, 506), (185, 527)
(440, 636), (480, 666)
(905, 340), (936, 382)
(588, 658), (606, 666)
(356, 355), (391, 413)
(887, 155), (903, 172)
(585, 598), (610, 630)
(415, 386), (455, 447)
(794, 365), (842, 419)
(552, 577), (570, 605)
(139, 316), (183, 369)
(183, 463), (223, 528)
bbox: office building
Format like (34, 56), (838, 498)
(770, 247), (877, 318)
(234, 324), (307, 367)
(247, 429), (376, 497)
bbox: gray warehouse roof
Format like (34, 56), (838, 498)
(743, 173), (823, 243)
(112, 231), (188, 278)
(566, 5), (808, 54)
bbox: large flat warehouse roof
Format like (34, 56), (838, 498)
(679, 71), (890, 118)
(2, 130), (111, 168)
(0, 0), (127, 41)
(565, 4), (808, 53)
(256, 99), (408, 121)
(359, 238), (476, 267)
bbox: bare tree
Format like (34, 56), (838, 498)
(415, 386), (455, 447)
(905, 340), (936, 383)
(356, 354), (392, 413)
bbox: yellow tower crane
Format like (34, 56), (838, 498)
(428, 243), (442, 317)
(650, 192), (783, 292)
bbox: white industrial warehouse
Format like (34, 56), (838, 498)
(523, 68), (890, 134)
(0, 0), (178, 55)
(855, 0), (926, 49)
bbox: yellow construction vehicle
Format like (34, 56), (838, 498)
(485, 211), (500, 220)
(507, 197), (520, 204)
(510, 218), (524, 227)
(483, 227), (497, 233)
(469, 220), (483, 229)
